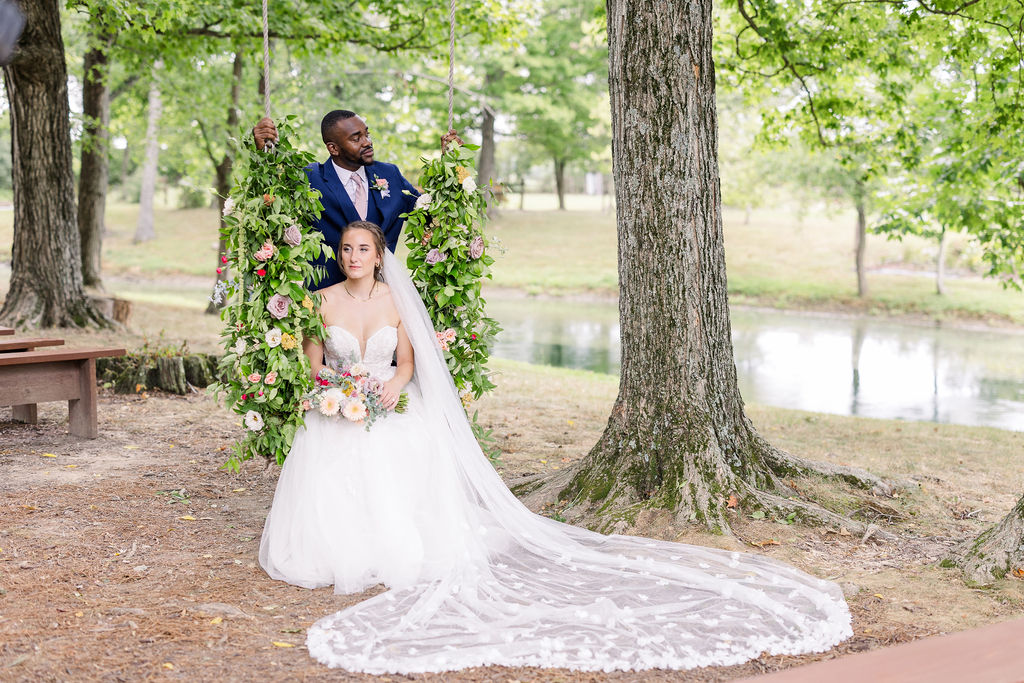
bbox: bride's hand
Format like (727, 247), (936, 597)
(380, 379), (403, 410)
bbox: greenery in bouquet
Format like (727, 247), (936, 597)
(211, 117), (330, 470)
(401, 140), (502, 461)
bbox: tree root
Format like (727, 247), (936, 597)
(761, 444), (908, 498)
(745, 488), (897, 542)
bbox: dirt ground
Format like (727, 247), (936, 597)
(1, 381), (1022, 681)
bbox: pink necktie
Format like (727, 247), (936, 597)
(351, 174), (367, 220)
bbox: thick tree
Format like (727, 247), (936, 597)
(1, 0), (106, 327)
(77, 21), (115, 289)
(526, 0), (890, 533)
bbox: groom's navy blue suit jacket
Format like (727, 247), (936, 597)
(305, 158), (419, 290)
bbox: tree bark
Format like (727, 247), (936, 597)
(936, 227), (947, 295)
(134, 63), (163, 244)
(854, 181), (868, 297)
(204, 52), (243, 315)
(541, 0), (891, 533)
(77, 23), (115, 290)
(553, 157), (566, 210)
(953, 494), (1024, 585)
(478, 105), (496, 210)
(477, 69), (499, 212)
(1, 0), (107, 328)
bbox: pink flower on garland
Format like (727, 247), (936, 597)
(426, 248), (446, 265)
(267, 293), (290, 319)
(283, 224), (302, 246)
(469, 235), (484, 260)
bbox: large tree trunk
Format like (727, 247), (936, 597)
(134, 63), (163, 244)
(854, 181), (868, 297)
(77, 24), (115, 290)
(1, 0), (106, 328)
(553, 157), (567, 210)
(537, 0), (890, 534)
(954, 494), (1024, 586)
(204, 52), (243, 315)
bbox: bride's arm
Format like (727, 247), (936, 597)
(380, 322), (413, 410)
(302, 336), (326, 380)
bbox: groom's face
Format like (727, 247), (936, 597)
(326, 116), (374, 169)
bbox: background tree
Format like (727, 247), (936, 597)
(529, 0), (889, 533)
(506, 0), (607, 210)
(1, 0), (106, 326)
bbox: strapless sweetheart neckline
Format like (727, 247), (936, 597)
(327, 324), (397, 361)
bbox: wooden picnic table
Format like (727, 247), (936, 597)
(0, 326), (14, 336)
(0, 346), (125, 438)
(0, 337), (65, 353)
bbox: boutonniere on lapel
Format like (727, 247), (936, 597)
(371, 175), (390, 198)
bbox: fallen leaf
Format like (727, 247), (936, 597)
(753, 539), (780, 548)
(839, 526), (851, 536)
(65, 464), (77, 468)
(124, 445), (139, 450)
(872, 593), (884, 599)
(749, 510), (765, 520)
(179, 515), (196, 521)
(21, 505), (37, 510)
(75, 611), (83, 617)
(272, 641), (296, 648)
(726, 495), (739, 509)
(210, 617), (223, 625)
(41, 453), (57, 458)
(567, 419), (575, 427)
(162, 662), (174, 670)
(232, 488), (247, 493)
(1011, 567), (1024, 579)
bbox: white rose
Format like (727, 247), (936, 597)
(233, 339), (246, 354)
(461, 176), (477, 193)
(265, 328), (282, 348)
(414, 193), (432, 210)
(222, 197), (236, 217)
(244, 410), (264, 431)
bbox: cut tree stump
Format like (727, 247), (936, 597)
(88, 296), (132, 325)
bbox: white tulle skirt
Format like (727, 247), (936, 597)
(260, 382), (476, 594)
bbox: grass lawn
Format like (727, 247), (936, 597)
(2, 195), (1021, 325)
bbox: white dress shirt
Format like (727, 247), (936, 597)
(332, 162), (368, 217)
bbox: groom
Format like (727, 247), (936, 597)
(253, 111), (419, 289)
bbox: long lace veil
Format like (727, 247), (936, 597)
(304, 250), (851, 674)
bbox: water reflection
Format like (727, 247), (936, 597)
(489, 298), (1024, 432)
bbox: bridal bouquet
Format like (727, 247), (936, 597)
(302, 364), (408, 430)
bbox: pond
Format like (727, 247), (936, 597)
(487, 297), (1024, 432)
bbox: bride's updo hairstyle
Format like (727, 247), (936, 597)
(338, 220), (387, 282)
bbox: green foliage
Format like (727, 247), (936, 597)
(210, 118), (328, 470)
(402, 141), (501, 415)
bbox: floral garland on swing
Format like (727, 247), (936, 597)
(213, 123), (501, 469)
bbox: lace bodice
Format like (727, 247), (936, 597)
(324, 325), (397, 380)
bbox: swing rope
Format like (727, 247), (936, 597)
(447, 0), (455, 131)
(262, 0), (271, 120)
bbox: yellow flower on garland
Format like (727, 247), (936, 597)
(302, 295), (314, 311)
(280, 332), (297, 350)
(455, 166), (470, 183)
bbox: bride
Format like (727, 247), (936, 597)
(259, 220), (852, 674)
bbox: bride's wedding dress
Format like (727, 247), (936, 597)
(259, 252), (852, 674)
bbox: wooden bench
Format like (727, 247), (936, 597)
(0, 347), (126, 438)
(0, 337), (65, 353)
(0, 326), (13, 336)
